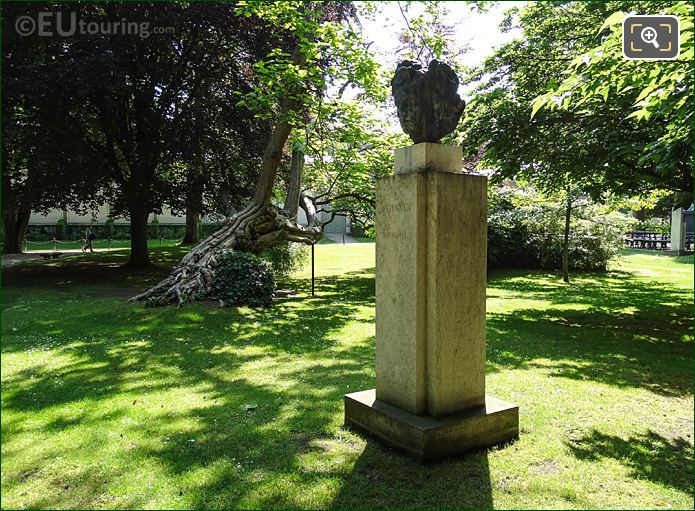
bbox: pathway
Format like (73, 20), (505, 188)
(1, 248), (112, 268)
(324, 233), (362, 244)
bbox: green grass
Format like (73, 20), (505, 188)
(351, 236), (375, 243)
(1, 246), (693, 509)
(23, 238), (183, 252)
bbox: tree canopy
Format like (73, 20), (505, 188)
(459, 1), (693, 204)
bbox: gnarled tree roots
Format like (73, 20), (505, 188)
(130, 204), (322, 307)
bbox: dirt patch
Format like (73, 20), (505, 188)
(532, 459), (562, 476)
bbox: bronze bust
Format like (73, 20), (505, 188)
(391, 59), (466, 144)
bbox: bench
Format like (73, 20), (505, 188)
(40, 252), (63, 260)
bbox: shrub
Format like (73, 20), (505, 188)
(487, 184), (634, 271)
(211, 251), (276, 308)
(259, 241), (308, 279)
(634, 217), (670, 235)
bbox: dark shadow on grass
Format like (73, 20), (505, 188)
(2, 252), (692, 507)
(1, 247), (188, 291)
(331, 440), (493, 509)
(2, 263), (379, 503)
(567, 429), (693, 495)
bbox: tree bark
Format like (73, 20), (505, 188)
(2, 198), (31, 255)
(127, 207), (151, 268)
(181, 172), (203, 245)
(182, 209), (200, 245)
(283, 150), (304, 218)
(2, 216), (20, 254)
(562, 196), (572, 284)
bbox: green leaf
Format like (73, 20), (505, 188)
(530, 96), (547, 118)
(599, 11), (625, 33)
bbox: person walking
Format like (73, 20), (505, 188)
(82, 226), (95, 253)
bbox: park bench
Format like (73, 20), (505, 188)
(624, 231), (669, 250)
(40, 252), (63, 260)
(624, 231), (695, 251)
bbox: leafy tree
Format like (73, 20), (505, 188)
(395, 1), (470, 68)
(2, 3), (106, 254)
(459, 1), (690, 280)
(164, 69), (271, 245)
(300, 98), (407, 235)
(532, 1), (693, 206)
(488, 182), (633, 278)
(463, 2), (660, 193)
(135, 1), (382, 305)
(5, 3), (298, 266)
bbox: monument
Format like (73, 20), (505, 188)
(344, 60), (519, 462)
(669, 208), (686, 255)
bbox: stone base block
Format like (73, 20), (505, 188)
(344, 389), (519, 462)
(394, 143), (462, 175)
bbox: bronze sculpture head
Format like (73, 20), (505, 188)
(391, 59), (466, 144)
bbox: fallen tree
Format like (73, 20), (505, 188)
(131, 100), (322, 306)
(132, 2), (377, 306)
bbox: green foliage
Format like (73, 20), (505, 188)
(634, 217), (671, 235)
(235, 2), (382, 123)
(488, 184), (634, 271)
(302, 100), (406, 233)
(460, 1), (692, 203)
(211, 252), (276, 308)
(533, 2), (693, 194)
(259, 241), (308, 279)
(395, 1), (470, 68)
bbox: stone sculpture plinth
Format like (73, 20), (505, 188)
(344, 143), (519, 462)
(668, 207), (687, 255)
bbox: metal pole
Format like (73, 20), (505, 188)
(311, 243), (315, 297)
(53, 238), (57, 251)
(108, 238), (112, 250)
(160, 236), (162, 247)
(342, 233), (345, 244)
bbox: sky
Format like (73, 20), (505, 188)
(358, 1), (526, 71)
(342, 2), (526, 128)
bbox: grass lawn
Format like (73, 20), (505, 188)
(1, 246), (693, 509)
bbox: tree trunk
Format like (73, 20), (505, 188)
(2, 201), (31, 255)
(182, 209), (200, 245)
(3, 214), (22, 254)
(131, 202), (322, 305)
(127, 207), (151, 267)
(181, 159), (205, 245)
(283, 150), (304, 218)
(562, 196), (572, 284)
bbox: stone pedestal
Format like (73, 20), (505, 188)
(344, 143), (519, 461)
(669, 208), (686, 255)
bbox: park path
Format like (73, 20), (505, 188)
(1, 248), (112, 268)
(324, 233), (361, 244)
(2, 236), (363, 268)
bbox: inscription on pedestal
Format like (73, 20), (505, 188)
(376, 173), (427, 415)
(375, 167), (487, 416)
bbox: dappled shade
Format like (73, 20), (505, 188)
(1, 246), (692, 508)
